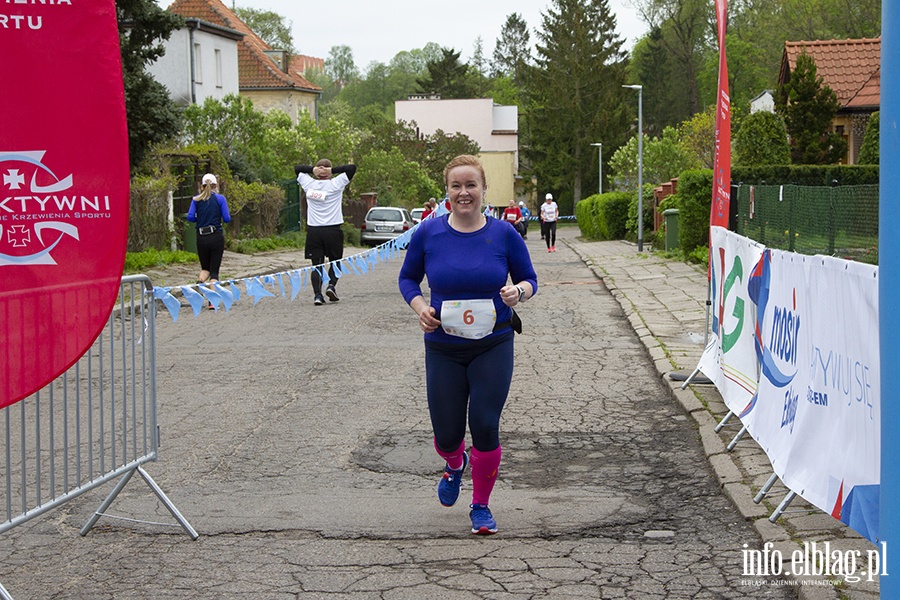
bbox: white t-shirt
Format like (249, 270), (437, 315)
(298, 172), (350, 227)
(540, 201), (559, 222)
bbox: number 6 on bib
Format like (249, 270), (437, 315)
(441, 299), (496, 339)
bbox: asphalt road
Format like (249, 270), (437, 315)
(0, 231), (796, 599)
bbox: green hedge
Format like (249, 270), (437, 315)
(731, 164), (878, 186)
(576, 192), (630, 240)
(673, 169), (713, 253)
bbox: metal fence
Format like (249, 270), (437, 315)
(733, 183), (879, 264)
(0, 275), (196, 600)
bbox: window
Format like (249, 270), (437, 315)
(215, 49), (222, 88)
(193, 43), (202, 84)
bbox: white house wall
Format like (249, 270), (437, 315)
(147, 27), (240, 106)
(395, 98), (520, 204)
(396, 98), (518, 153)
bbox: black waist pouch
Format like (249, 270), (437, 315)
(493, 309), (523, 334)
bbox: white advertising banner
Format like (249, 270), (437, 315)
(749, 251), (880, 542)
(699, 228), (880, 543)
(698, 227), (764, 414)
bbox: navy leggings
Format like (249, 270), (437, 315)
(425, 331), (514, 453)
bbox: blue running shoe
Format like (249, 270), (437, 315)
(437, 451), (468, 507)
(469, 503), (497, 535)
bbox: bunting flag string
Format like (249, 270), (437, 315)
(152, 226), (417, 323)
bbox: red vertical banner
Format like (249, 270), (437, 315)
(0, 1), (131, 406)
(711, 0), (731, 229)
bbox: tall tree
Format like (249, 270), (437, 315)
(526, 0), (630, 209)
(470, 36), (487, 76)
(182, 94), (271, 181)
(633, 0), (714, 118)
(776, 52), (847, 164)
(327, 45), (360, 89)
(492, 13), (531, 84)
(416, 47), (473, 99)
(629, 26), (684, 134)
(233, 7), (294, 52)
(117, 0), (184, 171)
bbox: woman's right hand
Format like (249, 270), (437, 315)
(418, 306), (440, 333)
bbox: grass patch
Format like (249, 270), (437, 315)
(227, 231), (305, 254)
(124, 249), (197, 274)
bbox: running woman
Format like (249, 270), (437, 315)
(540, 193), (559, 252)
(399, 154), (537, 535)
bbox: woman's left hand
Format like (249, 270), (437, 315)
(500, 285), (519, 307)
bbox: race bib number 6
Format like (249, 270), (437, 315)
(441, 299), (497, 340)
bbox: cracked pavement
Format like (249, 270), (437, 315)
(0, 227), (797, 599)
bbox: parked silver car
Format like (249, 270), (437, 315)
(410, 207), (425, 223)
(360, 206), (415, 245)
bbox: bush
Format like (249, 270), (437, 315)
(857, 111), (879, 165)
(341, 221), (361, 248)
(733, 111), (791, 166)
(576, 192), (630, 240)
(673, 170), (714, 253)
(598, 193), (630, 240)
(129, 174), (178, 252)
(575, 195), (598, 238)
(227, 181), (285, 239)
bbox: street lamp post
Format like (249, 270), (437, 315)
(623, 84), (643, 251)
(590, 143), (602, 195)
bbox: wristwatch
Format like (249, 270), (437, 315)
(515, 285), (526, 303)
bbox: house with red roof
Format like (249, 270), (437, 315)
(162, 0), (322, 123)
(778, 38), (880, 165)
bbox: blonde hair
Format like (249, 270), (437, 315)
(444, 155), (486, 189)
(194, 181), (215, 202)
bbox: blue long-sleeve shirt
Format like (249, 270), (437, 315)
(399, 215), (538, 343)
(187, 193), (231, 229)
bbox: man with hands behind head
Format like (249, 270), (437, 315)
(295, 159), (357, 305)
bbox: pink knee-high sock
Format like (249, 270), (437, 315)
(469, 446), (502, 506)
(434, 438), (466, 471)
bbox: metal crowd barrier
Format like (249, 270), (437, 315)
(0, 275), (196, 600)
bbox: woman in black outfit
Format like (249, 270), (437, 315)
(187, 173), (231, 307)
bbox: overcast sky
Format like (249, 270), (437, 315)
(157, 1), (649, 70)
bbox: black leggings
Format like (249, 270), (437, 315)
(541, 221), (557, 248)
(197, 229), (225, 280)
(306, 225), (344, 293)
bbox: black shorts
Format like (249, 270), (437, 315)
(305, 224), (344, 263)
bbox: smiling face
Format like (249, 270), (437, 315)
(446, 164), (485, 218)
